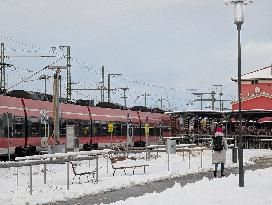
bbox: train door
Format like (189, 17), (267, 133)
(1, 113), (13, 158)
(127, 119), (133, 146)
(40, 111), (49, 149)
(0, 114), (3, 138)
(156, 125), (161, 143)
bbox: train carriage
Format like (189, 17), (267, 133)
(0, 94), (171, 158)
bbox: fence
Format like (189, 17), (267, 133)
(0, 150), (115, 195)
(0, 147), (212, 195)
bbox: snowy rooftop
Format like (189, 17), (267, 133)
(231, 65), (272, 81)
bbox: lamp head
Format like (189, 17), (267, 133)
(225, 0), (253, 25)
(39, 74), (46, 80)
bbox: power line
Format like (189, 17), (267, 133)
(8, 57), (64, 90)
(5, 47), (39, 53)
(0, 35), (193, 109)
(0, 35), (44, 51)
(5, 55), (56, 58)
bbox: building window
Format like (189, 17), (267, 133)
(251, 80), (258, 84)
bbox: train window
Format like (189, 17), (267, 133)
(39, 123), (46, 138)
(115, 123), (122, 136)
(89, 123), (95, 137)
(45, 118), (53, 137)
(83, 126), (89, 136)
(101, 122), (108, 136)
(31, 122), (40, 137)
(91, 125), (96, 136)
(81, 121), (90, 137)
(28, 117), (40, 137)
(13, 116), (23, 138)
(157, 127), (160, 136)
(162, 127), (170, 133)
(66, 119), (76, 125)
(149, 127), (154, 136)
(134, 126), (139, 136)
(3, 126), (13, 138)
(94, 122), (101, 136)
(121, 124), (127, 136)
(133, 126), (144, 137)
(60, 128), (66, 136)
(0, 114), (2, 127)
(0, 114), (3, 138)
(60, 122), (66, 137)
(13, 124), (23, 138)
(30, 117), (38, 123)
(152, 127), (156, 136)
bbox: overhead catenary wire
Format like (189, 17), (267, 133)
(4, 36), (182, 103)
(0, 35), (44, 52)
(8, 56), (64, 90)
(0, 35), (213, 110)
(4, 47), (39, 54)
(5, 55), (56, 58)
(1, 35), (183, 93)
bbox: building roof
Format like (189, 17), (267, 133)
(231, 65), (272, 81)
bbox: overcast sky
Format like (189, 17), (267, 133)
(1, 0), (272, 110)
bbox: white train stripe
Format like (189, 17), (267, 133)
(0, 105), (161, 121)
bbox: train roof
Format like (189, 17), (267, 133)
(0, 95), (169, 124)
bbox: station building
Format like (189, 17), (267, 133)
(231, 65), (272, 111)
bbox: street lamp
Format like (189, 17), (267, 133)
(158, 97), (165, 110)
(39, 74), (50, 94)
(140, 93), (151, 107)
(225, 0), (253, 187)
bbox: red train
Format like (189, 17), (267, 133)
(0, 94), (171, 158)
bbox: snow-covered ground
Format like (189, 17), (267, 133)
(108, 167), (272, 205)
(0, 149), (272, 205)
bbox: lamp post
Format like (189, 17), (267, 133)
(226, 0), (253, 187)
(107, 73), (122, 102)
(39, 74), (52, 94)
(158, 97), (165, 110)
(141, 93), (151, 107)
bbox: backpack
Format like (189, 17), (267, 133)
(212, 136), (224, 151)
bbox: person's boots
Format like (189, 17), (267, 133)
(214, 171), (217, 177)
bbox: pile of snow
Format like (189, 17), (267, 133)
(0, 149), (271, 204)
(108, 167), (272, 205)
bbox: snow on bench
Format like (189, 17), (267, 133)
(70, 162), (96, 184)
(110, 157), (149, 176)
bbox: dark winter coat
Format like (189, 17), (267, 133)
(212, 132), (228, 164)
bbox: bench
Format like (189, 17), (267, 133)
(70, 162), (96, 184)
(110, 157), (149, 176)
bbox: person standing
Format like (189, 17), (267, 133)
(212, 127), (228, 177)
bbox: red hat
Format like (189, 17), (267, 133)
(216, 127), (223, 133)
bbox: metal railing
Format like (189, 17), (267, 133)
(0, 151), (115, 195)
